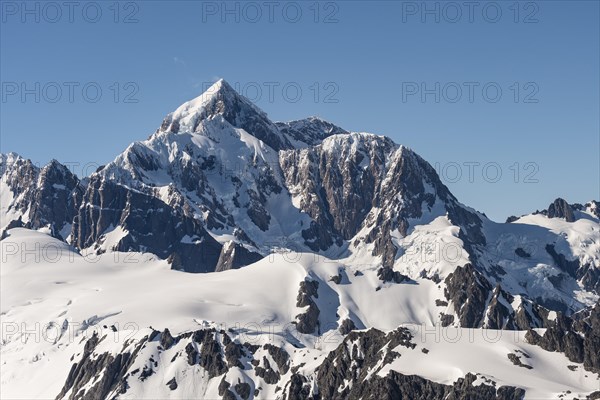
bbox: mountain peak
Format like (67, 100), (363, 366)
(202, 78), (237, 99)
(159, 79), (293, 151)
(167, 79), (244, 126)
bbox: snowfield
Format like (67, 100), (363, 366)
(1, 228), (599, 399)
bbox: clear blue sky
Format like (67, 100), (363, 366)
(1, 0), (598, 221)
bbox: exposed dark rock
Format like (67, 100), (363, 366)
(223, 338), (244, 369)
(159, 328), (175, 350)
(234, 382), (251, 400)
(311, 327), (525, 400)
(507, 353), (533, 369)
(73, 177), (222, 273)
(547, 198), (576, 222)
(545, 244), (579, 279)
(255, 357), (280, 384)
(588, 390), (600, 399)
(197, 331), (228, 379)
(284, 373), (312, 400)
(514, 248), (531, 258)
(0, 156), (83, 240)
(339, 318), (356, 335)
(218, 377), (230, 396)
(526, 302), (600, 373)
(264, 343), (290, 374)
(316, 327), (415, 399)
(329, 273), (342, 284)
(185, 343), (198, 366)
(166, 377), (178, 390)
(294, 280), (320, 334)
(444, 264), (492, 328)
(56, 332), (144, 400)
(377, 266), (409, 284)
(222, 389), (237, 400)
(215, 241), (263, 272)
(440, 314), (455, 327)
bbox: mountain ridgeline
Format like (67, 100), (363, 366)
(1, 79), (599, 318)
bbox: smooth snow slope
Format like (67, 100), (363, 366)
(2, 228), (599, 399)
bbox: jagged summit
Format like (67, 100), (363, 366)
(168, 79), (250, 123)
(159, 78), (292, 151)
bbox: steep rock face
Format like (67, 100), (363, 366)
(546, 198), (576, 222)
(29, 160), (83, 239)
(280, 133), (395, 251)
(1, 154), (83, 239)
(1, 154), (40, 221)
(56, 328), (246, 400)
(215, 241), (263, 272)
(56, 332), (140, 400)
(315, 327), (415, 400)
(72, 177), (222, 273)
(526, 302), (600, 373)
(281, 134), (485, 263)
(444, 264), (549, 329)
(294, 279), (320, 334)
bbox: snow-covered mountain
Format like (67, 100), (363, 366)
(1, 79), (599, 399)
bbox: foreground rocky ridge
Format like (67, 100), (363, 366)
(55, 326), (535, 400)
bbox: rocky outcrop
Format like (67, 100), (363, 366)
(377, 266), (410, 284)
(57, 327), (246, 400)
(0, 154), (83, 239)
(444, 264), (493, 327)
(72, 177), (222, 273)
(444, 264), (549, 330)
(215, 241), (263, 272)
(311, 327), (526, 400)
(28, 160), (83, 239)
(264, 343), (290, 374)
(338, 318), (356, 335)
(315, 327), (414, 399)
(546, 198), (576, 222)
(344, 371), (525, 400)
(294, 280), (320, 334)
(525, 302), (600, 373)
(56, 332), (143, 400)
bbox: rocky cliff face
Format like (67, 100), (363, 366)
(1, 154), (83, 240)
(72, 177), (222, 272)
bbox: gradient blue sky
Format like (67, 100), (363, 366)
(1, 0), (598, 221)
